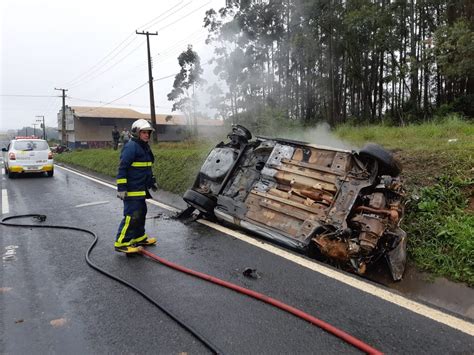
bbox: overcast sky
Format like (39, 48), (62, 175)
(0, 0), (224, 131)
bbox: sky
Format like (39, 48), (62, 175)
(0, 0), (225, 131)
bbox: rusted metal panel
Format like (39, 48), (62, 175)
(184, 125), (407, 280)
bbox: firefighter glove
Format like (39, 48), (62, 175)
(117, 191), (127, 200)
(151, 176), (158, 191)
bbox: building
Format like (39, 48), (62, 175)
(57, 106), (224, 148)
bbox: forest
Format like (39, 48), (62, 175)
(172, 0), (474, 128)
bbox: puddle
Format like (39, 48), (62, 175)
(366, 260), (474, 321)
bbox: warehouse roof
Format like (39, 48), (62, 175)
(70, 106), (223, 126)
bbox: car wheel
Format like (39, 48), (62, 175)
(359, 143), (402, 176)
(47, 170), (54, 177)
(183, 189), (216, 216)
(232, 125), (252, 140)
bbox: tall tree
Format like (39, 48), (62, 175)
(167, 45), (205, 133)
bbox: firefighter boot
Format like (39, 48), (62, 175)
(135, 237), (157, 246)
(115, 245), (141, 254)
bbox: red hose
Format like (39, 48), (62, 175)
(140, 248), (383, 355)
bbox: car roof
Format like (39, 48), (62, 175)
(11, 138), (47, 142)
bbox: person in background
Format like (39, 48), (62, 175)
(114, 119), (158, 253)
(121, 128), (130, 145)
(112, 126), (120, 150)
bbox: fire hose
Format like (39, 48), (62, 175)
(1, 214), (382, 355)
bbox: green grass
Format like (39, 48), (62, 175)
(55, 141), (214, 194)
(335, 114), (474, 151)
(335, 115), (474, 285)
(403, 177), (474, 286)
(56, 117), (474, 285)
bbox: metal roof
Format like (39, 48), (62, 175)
(70, 106), (223, 126)
(71, 106), (148, 119)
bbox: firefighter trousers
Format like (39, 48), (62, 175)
(115, 198), (148, 247)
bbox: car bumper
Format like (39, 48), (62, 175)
(9, 164), (54, 173)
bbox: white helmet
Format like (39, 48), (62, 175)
(131, 119), (154, 138)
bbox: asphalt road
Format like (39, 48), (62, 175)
(1, 163), (473, 354)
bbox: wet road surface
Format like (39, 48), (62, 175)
(1, 163), (473, 354)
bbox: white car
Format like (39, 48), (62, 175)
(2, 137), (54, 178)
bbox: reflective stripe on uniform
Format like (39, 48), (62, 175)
(117, 178), (127, 184)
(115, 215), (131, 246)
(114, 233), (148, 247)
(129, 233), (148, 245)
(131, 162), (153, 167)
(127, 191), (146, 197)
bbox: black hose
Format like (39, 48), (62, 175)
(1, 214), (223, 355)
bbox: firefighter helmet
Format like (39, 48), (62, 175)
(131, 119), (154, 138)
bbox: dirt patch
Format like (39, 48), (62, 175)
(395, 150), (449, 188)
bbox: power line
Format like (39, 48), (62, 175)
(139, 0), (191, 32)
(0, 94), (58, 98)
(158, 1), (212, 32)
(76, 82), (149, 115)
(153, 73), (176, 82)
(62, 1), (193, 88)
(68, 96), (170, 109)
(68, 41), (145, 89)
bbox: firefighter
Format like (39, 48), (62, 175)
(114, 119), (158, 253)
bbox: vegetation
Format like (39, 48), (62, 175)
(55, 140), (214, 194)
(335, 116), (473, 286)
(201, 0), (473, 127)
(55, 118), (473, 285)
(167, 45), (206, 134)
(403, 177), (473, 286)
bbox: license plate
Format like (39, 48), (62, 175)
(26, 166), (39, 170)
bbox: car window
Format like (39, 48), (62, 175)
(13, 140), (49, 151)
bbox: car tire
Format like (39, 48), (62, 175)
(47, 170), (54, 177)
(232, 125), (252, 140)
(183, 189), (216, 216)
(359, 143), (402, 176)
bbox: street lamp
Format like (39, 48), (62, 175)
(36, 115), (46, 140)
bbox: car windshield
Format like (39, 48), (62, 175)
(13, 140), (49, 151)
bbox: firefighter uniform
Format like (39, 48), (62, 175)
(115, 137), (156, 249)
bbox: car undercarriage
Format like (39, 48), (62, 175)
(183, 125), (407, 280)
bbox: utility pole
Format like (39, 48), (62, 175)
(36, 115), (46, 140)
(55, 88), (68, 145)
(136, 30), (158, 142)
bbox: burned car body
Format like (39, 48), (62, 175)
(183, 125), (407, 280)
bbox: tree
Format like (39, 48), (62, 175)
(167, 45), (206, 134)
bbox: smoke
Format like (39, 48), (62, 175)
(260, 122), (355, 150)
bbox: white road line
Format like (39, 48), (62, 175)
(56, 165), (179, 212)
(199, 220), (474, 336)
(2, 189), (9, 214)
(55, 164), (474, 336)
(75, 201), (110, 208)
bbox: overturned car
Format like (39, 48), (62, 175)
(182, 125), (407, 280)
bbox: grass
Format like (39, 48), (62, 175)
(55, 116), (474, 285)
(402, 177), (474, 286)
(335, 115), (474, 286)
(55, 140), (214, 194)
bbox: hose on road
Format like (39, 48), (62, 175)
(2, 214), (383, 354)
(140, 248), (383, 355)
(0, 214), (223, 354)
